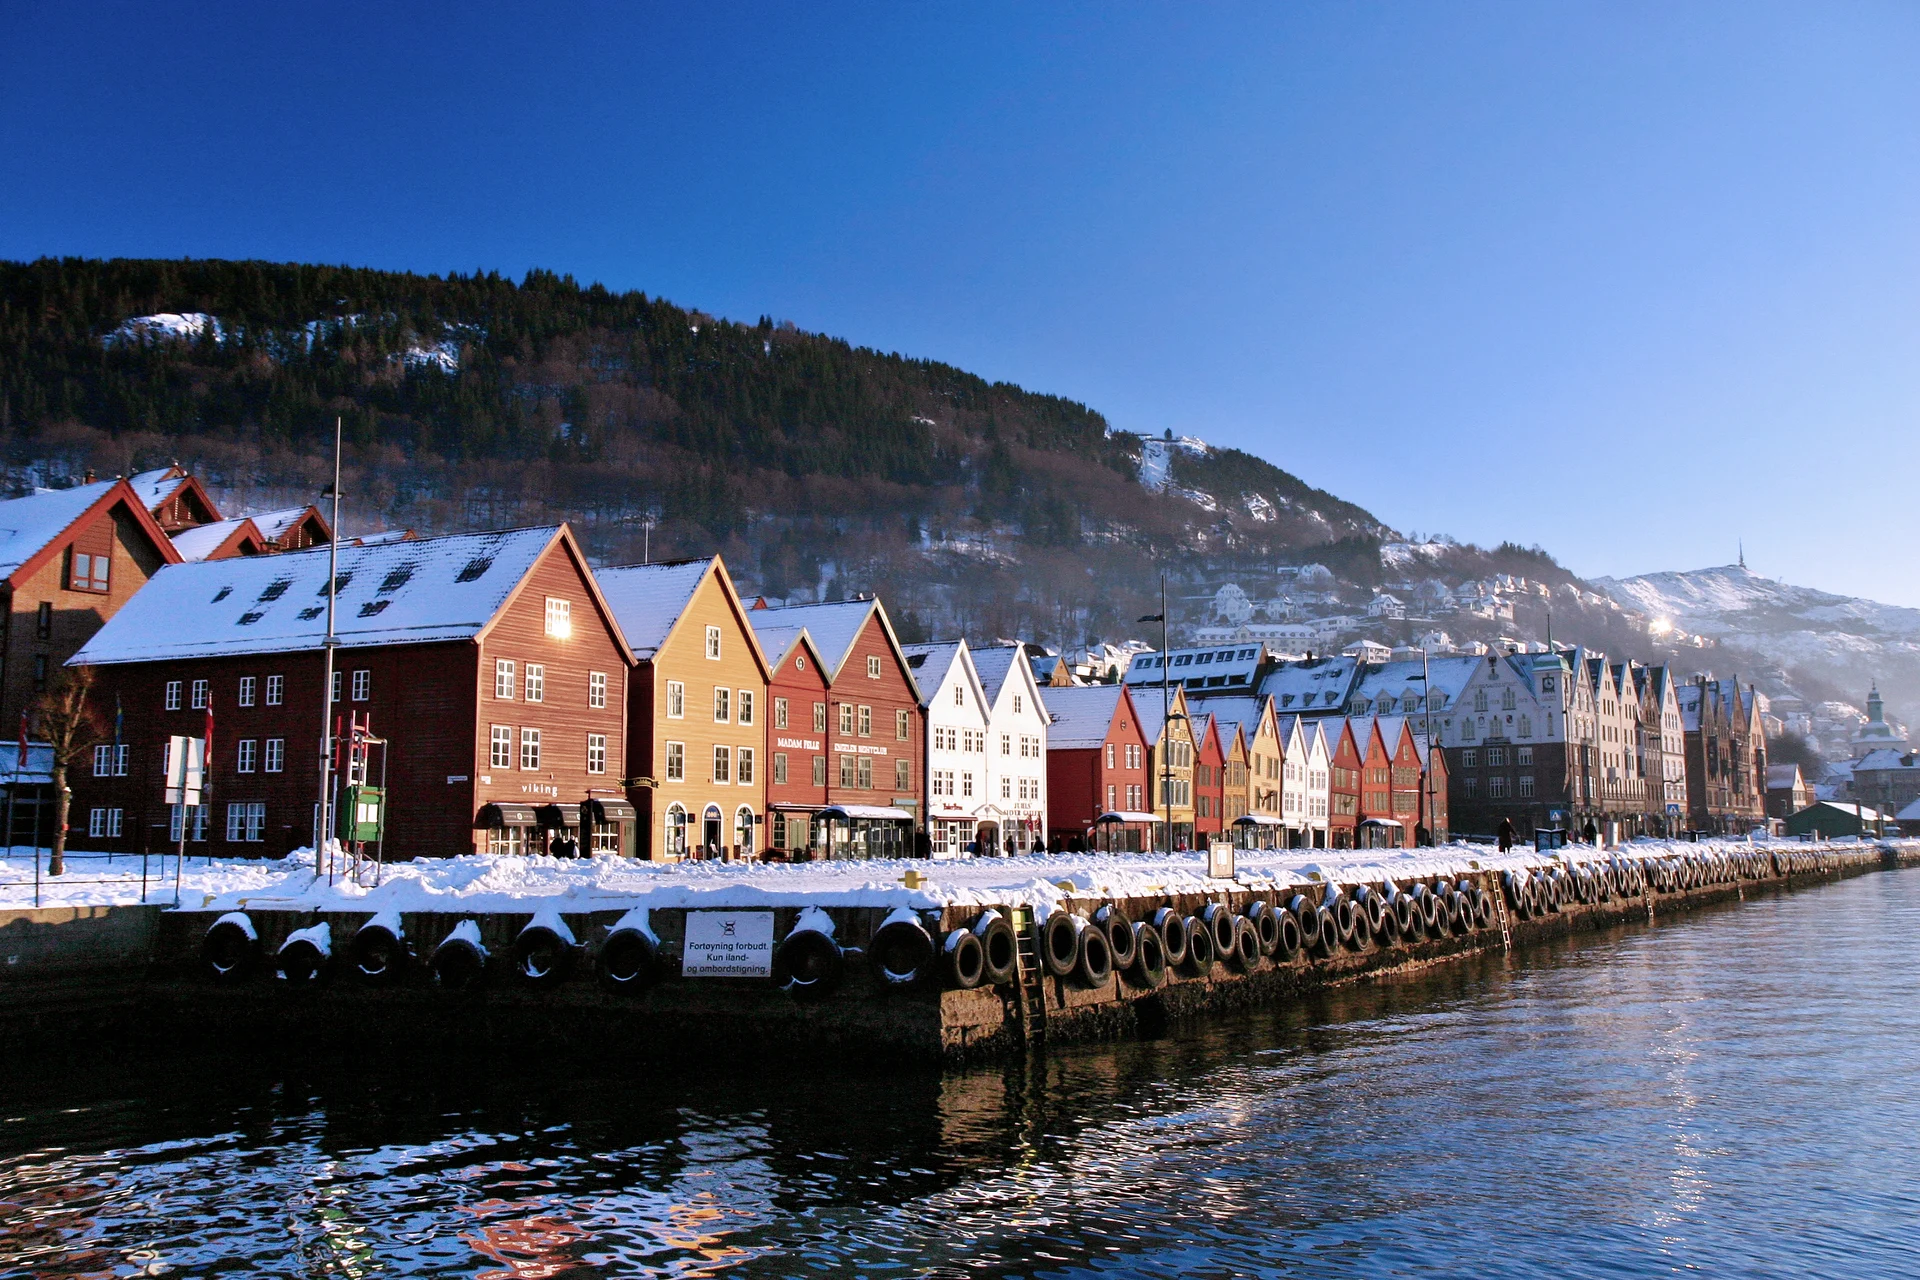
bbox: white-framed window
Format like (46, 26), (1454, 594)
(856, 756), (872, 789)
(226, 801), (266, 843)
(774, 752), (788, 785)
(170, 804), (208, 843)
(191, 679), (209, 710)
(491, 725), (513, 769)
(524, 664), (544, 703)
(331, 671), (343, 703)
(1013, 694), (1023, 714)
(775, 697), (789, 730)
(858, 705), (871, 737)
(1001, 733), (1011, 756)
(264, 738), (284, 773)
(589, 671), (607, 709)
(705, 625), (722, 659)
(868, 655), (881, 679)
(1001, 776), (1012, 800)
(544, 597), (571, 638)
(932, 769), (951, 797)
(165, 680), (182, 710)
(351, 669), (370, 702)
(236, 739), (257, 773)
(587, 733), (607, 774)
(494, 659), (515, 699)
(238, 676), (256, 707)
(713, 745), (731, 784)
(666, 741), (686, 781)
(813, 702), (826, 732)
(738, 690), (754, 726)
(896, 709), (910, 741)
(1518, 774), (1535, 798)
(713, 687), (731, 722)
(89, 807), (123, 839)
(961, 771), (974, 798)
(738, 746), (755, 785)
(812, 755), (826, 787)
(953, 685), (963, 706)
(1106, 783), (1116, 810)
(93, 744), (127, 776)
(664, 803), (688, 856)
(667, 680), (685, 718)
(520, 727), (541, 771)
(839, 704), (853, 735)
(265, 675), (284, 706)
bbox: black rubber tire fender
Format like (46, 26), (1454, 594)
(1315, 908), (1342, 955)
(1153, 907), (1189, 967)
(1247, 900), (1280, 955)
(1098, 906), (1137, 971)
(432, 934), (487, 992)
(943, 928), (986, 990)
(276, 937), (328, 986)
(1040, 911), (1081, 978)
(1128, 922), (1168, 989)
(973, 913), (1017, 986)
(1204, 902), (1237, 958)
(1333, 895), (1358, 944)
(1359, 890), (1388, 937)
(1375, 900), (1401, 944)
(1275, 909), (1303, 958)
(871, 917), (937, 987)
(1183, 915), (1216, 972)
(1423, 888), (1447, 931)
(513, 925), (575, 986)
(1073, 924), (1114, 987)
(600, 927), (663, 993)
(350, 921), (407, 984)
(1289, 894), (1322, 948)
(1394, 893), (1421, 936)
(1474, 893), (1495, 929)
(202, 916), (259, 983)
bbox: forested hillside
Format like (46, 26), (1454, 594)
(0, 257), (1389, 643)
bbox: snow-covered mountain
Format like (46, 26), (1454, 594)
(1594, 564), (1920, 727)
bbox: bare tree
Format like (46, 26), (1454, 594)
(33, 666), (106, 876)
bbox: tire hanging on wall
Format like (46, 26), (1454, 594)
(943, 928), (987, 989)
(972, 911), (1018, 986)
(1275, 909), (1303, 958)
(513, 919), (577, 986)
(600, 926), (664, 993)
(202, 913), (259, 983)
(432, 922), (489, 992)
(1394, 893), (1421, 938)
(276, 924), (330, 987)
(1153, 907), (1189, 968)
(1097, 906), (1137, 972)
(350, 917), (408, 984)
(1129, 922), (1168, 989)
(1075, 924), (1115, 987)
(776, 928), (841, 999)
(1247, 900), (1281, 956)
(1229, 916), (1260, 970)
(1040, 912), (1081, 979)
(1203, 903), (1237, 958)
(1289, 895), (1322, 950)
(1183, 916), (1216, 973)
(870, 915), (937, 987)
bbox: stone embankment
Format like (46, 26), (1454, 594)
(31, 840), (1902, 1063)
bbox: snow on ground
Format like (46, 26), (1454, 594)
(102, 312), (226, 347)
(5, 836), (1900, 918)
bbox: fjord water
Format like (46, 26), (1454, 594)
(4, 871), (1917, 1279)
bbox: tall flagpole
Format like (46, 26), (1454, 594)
(1161, 573), (1172, 853)
(317, 417), (342, 880)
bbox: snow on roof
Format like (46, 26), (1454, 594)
(1258, 656), (1360, 713)
(251, 506), (316, 541)
(1853, 748), (1919, 771)
(969, 644), (1021, 700)
(128, 467), (186, 510)
(1347, 655), (1481, 711)
(0, 480), (118, 579)
(746, 616), (809, 668)
(1766, 763), (1804, 788)
(1188, 693), (1267, 742)
(900, 641), (970, 709)
(593, 559), (713, 658)
(1125, 643), (1265, 692)
(73, 525), (562, 665)
(752, 600), (876, 677)
(169, 517), (254, 562)
(1898, 797), (1920, 822)
(1040, 683), (1126, 748)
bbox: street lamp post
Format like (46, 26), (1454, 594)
(1140, 574), (1173, 854)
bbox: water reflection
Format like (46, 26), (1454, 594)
(3, 873), (1918, 1277)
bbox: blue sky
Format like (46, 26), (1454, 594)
(3, 3), (1917, 601)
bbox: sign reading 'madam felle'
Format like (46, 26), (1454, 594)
(682, 911), (776, 977)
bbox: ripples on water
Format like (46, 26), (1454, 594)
(4, 872), (1918, 1278)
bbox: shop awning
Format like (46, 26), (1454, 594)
(820, 804), (915, 821)
(534, 803), (582, 828)
(583, 798), (637, 823)
(1234, 814), (1285, 827)
(1094, 811), (1161, 824)
(476, 803), (539, 829)
(1359, 817), (1404, 827)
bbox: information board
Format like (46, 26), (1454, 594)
(1207, 840), (1236, 880)
(682, 911), (775, 977)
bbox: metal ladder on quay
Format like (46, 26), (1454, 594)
(1011, 913), (1048, 1046)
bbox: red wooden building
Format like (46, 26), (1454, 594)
(1325, 719), (1363, 848)
(0, 478), (182, 734)
(68, 525), (632, 860)
(1193, 713), (1226, 842)
(750, 598), (924, 858)
(746, 616), (833, 855)
(1042, 683), (1153, 853)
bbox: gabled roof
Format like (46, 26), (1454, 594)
(128, 466), (191, 511)
(170, 516), (265, 562)
(1188, 693), (1272, 746)
(900, 640), (990, 716)
(1853, 748), (1919, 772)
(252, 504), (333, 547)
(0, 479), (182, 585)
(745, 615), (817, 673)
(73, 525), (605, 665)
(1258, 656), (1360, 713)
(1767, 763), (1805, 789)
(1042, 683), (1135, 749)
(1134, 686), (1191, 746)
(751, 600), (877, 678)
(593, 559), (716, 658)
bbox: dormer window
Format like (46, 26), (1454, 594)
(70, 551), (110, 593)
